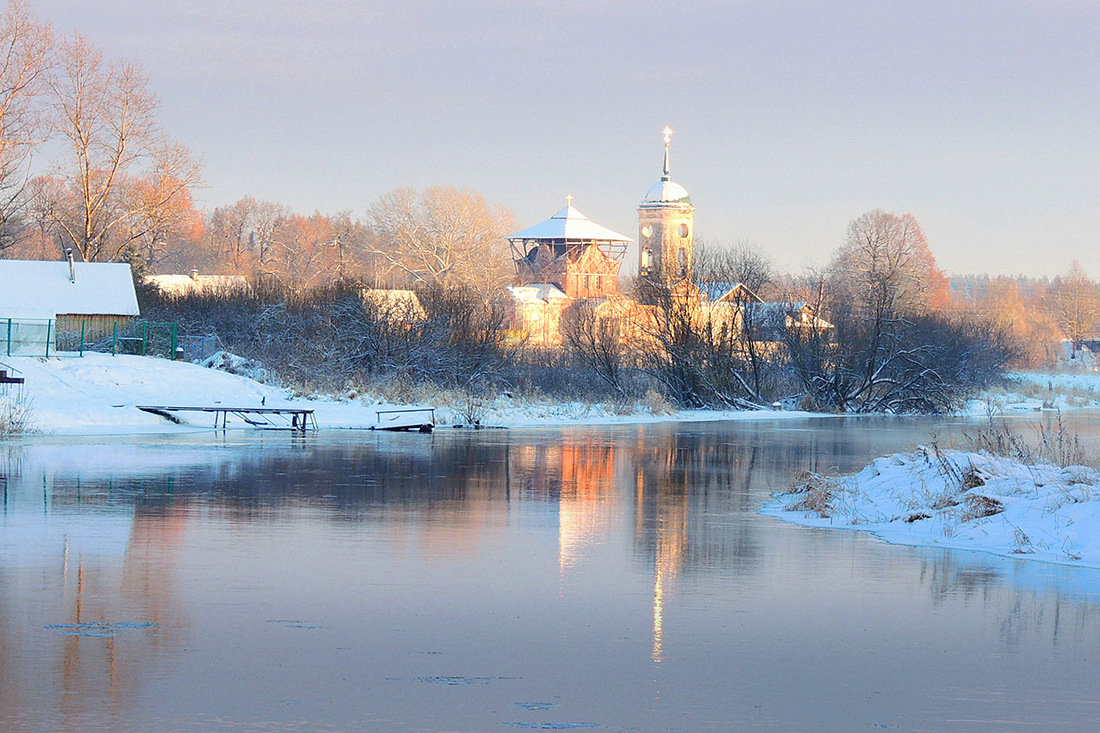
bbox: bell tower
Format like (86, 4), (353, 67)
(637, 126), (694, 286)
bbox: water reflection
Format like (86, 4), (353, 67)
(3, 417), (1100, 729)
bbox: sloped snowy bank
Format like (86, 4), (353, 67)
(0, 353), (819, 435)
(763, 448), (1100, 567)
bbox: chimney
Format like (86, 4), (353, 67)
(190, 269), (199, 280)
(66, 248), (75, 283)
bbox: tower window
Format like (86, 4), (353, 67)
(678, 248), (687, 276)
(679, 223), (689, 238)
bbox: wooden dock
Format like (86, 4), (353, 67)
(137, 404), (317, 432)
(372, 407), (435, 432)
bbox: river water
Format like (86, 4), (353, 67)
(3, 414), (1100, 732)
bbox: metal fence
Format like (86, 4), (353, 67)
(3, 318), (183, 359)
(178, 334), (218, 362)
(1, 318), (54, 356)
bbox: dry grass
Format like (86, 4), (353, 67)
(785, 471), (838, 518)
(962, 412), (1093, 469)
(0, 393), (35, 436)
(642, 387), (675, 416)
(960, 494), (1005, 521)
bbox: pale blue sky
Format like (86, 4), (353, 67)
(34, 0), (1100, 276)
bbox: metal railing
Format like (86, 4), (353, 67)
(3, 317), (183, 359)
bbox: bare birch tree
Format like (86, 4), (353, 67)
(43, 33), (200, 262)
(0, 1), (51, 255)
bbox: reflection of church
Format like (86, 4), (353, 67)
(503, 128), (697, 346)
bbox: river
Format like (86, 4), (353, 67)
(3, 413), (1100, 731)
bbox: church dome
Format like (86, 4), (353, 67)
(641, 178), (691, 206)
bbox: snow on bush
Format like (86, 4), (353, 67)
(200, 351), (268, 383)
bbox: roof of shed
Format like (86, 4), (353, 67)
(0, 260), (140, 320)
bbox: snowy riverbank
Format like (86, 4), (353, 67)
(4, 352), (1100, 436)
(763, 448), (1100, 568)
(0, 353), (820, 435)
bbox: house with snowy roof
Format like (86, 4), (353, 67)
(0, 257), (139, 355)
(147, 270), (250, 296)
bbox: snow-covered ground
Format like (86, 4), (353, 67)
(0, 352), (818, 435)
(971, 371), (1100, 413)
(763, 448), (1100, 568)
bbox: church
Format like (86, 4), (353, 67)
(503, 128), (699, 346)
(501, 128), (826, 348)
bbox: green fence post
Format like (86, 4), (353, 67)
(112, 321), (117, 355)
(142, 321), (147, 356)
(172, 322), (177, 359)
(5, 318), (10, 357)
(44, 320), (51, 358)
(79, 319), (85, 357)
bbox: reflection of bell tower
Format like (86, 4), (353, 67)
(638, 127), (694, 286)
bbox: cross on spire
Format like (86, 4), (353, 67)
(566, 194), (574, 208)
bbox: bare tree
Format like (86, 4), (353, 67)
(695, 239), (775, 399)
(694, 238), (772, 294)
(0, 1), (51, 256)
(561, 300), (631, 398)
(43, 33), (200, 262)
(366, 185), (513, 297)
(785, 210), (1011, 413)
(1051, 260), (1100, 353)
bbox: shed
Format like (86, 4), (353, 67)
(0, 259), (140, 354)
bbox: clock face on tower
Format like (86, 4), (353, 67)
(641, 224), (653, 238)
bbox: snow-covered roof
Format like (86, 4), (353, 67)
(508, 204), (631, 243)
(148, 273), (249, 296)
(640, 178), (692, 207)
(507, 283), (570, 303)
(700, 281), (762, 303)
(0, 260), (140, 319)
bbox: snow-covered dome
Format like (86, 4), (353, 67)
(641, 178), (691, 206)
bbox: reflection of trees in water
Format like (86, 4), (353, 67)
(0, 508), (188, 730)
(917, 552), (1100, 648)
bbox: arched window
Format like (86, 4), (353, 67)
(678, 248), (687, 276)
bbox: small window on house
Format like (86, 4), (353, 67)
(596, 275), (602, 290)
(584, 275), (590, 291)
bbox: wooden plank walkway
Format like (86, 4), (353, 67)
(137, 405), (317, 432)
